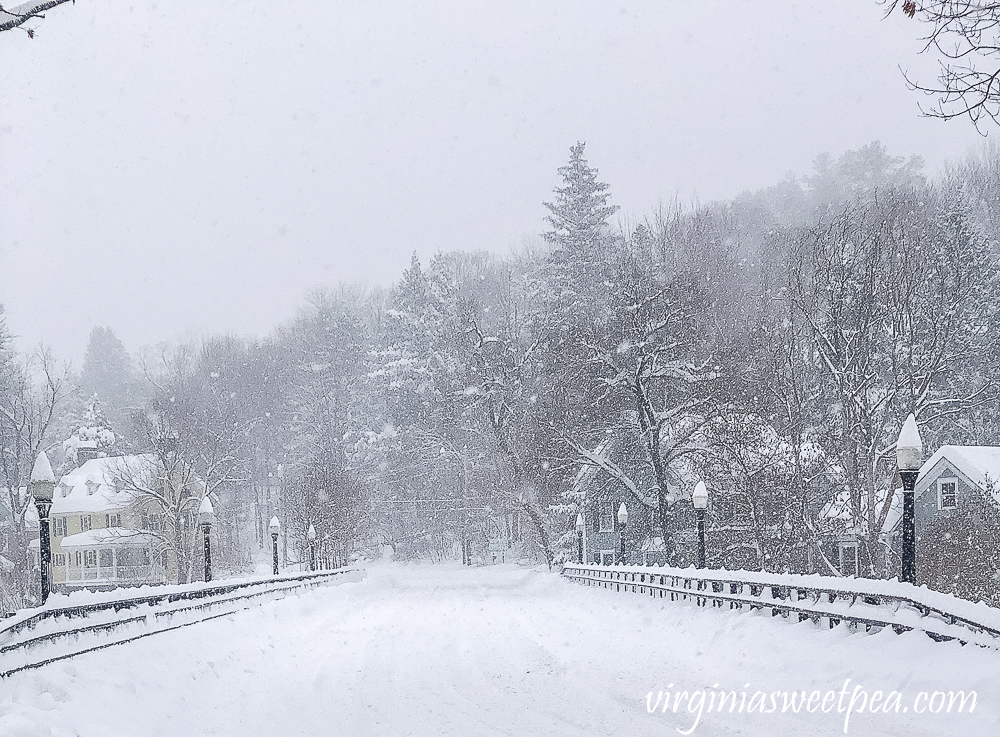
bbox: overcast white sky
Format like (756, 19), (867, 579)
(0, 1), (987, 365)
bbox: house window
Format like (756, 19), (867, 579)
(74, 551), (82, 567)
(141, 513), (163, 532)
(53, 554), (65, 566)
(938, 479), (958, 510)
(52, 517), (67, 537)
(99, 549), (113, 567)
(160, 550), (169, 569)
(599, 504), (615, 533)
(81, 515), (92, 532)
(839, 543), (858, 577)
(84, 550), (97, 568)
(599, 550), (615, 566)
(105, 513), (121, 528)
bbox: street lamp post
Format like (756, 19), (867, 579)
(269, 517), (281, 576)
(30, 452), (55, 605)
(199, 496), (214, 583)
(575, 512), (585, 564)
(692, 480), (709, 569)
(897, 413), (923, 585)
(617, 502), (629, 565)
(308, 524), (317, 572)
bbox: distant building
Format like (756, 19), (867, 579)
(910, 445), (1000, 525)
(49, 454), (204, 590)
(817, 445), (1000, 590)
(571, 438), (676, 567)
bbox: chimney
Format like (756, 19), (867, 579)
(76, 441), (100, 467)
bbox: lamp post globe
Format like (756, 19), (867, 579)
(575, 512), (585, 564)
(692, 480), (709, 569)
(30, 452), (55, 605)
(269, 516), (281, 576)
(617, 502), (629, 565)
(896, 413), (923, 585)
(198, 496), (214, 583)
(308, 524), (317, 572)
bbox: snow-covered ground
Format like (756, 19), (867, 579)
(1, 564), (996, 736)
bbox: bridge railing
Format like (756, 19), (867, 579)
(561, 563), (1000, 650)
(1, 568), (364, 677)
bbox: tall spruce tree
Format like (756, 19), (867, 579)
(543, 142), (619, 253)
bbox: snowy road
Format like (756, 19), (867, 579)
(1, 564), (996, 736)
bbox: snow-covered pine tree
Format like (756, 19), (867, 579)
(62, 394), (117, 468)
(79, 326), (139, 438)
(543, 141), (619, 253)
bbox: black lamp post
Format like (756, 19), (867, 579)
(575, 512), (585, 564)
(897, 413), (923, 585)
(692, 480), (709, 569)
(269, 516), (281, 576)
(30, 452), (55, 605)
(617, 502), (629, 565)
(199, 496), (214, 583)
(308, 524), (317, 572)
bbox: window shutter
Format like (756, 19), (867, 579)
(589, 507), (598, 530)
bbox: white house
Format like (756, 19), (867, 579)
(50, 455), (173, 589)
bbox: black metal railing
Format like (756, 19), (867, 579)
(0, 568), (364, 677)
(561, 564), (1000, 649)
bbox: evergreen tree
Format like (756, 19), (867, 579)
(79, 326), (138, 436)
(543, 141), (619, 253)
(61, 394), (117, 468)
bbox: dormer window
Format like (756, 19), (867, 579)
(85, 479), (98, 496)
(57, 481), (71, 498)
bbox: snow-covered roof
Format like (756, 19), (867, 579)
(916, 445), (1000, 507)
(59, 528), (157, 548)
(819, 487), (900, 535)
(51, 455), (155, 515)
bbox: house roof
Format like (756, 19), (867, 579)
(819, 486), (901, 534)
(915, 446), (1000, 507)
(51, 455), (155, 515)
(59, 528), (157, 548)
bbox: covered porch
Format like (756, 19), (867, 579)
(59, 528), (168, 588)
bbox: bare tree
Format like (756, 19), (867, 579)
(887, 1), (1000, 128)
(0, 0), (73, 36)
(788, 185), (1000, 575)
(0, 346), (67, 606)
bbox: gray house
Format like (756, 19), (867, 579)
(571, 438), (677, 567)
(802, 445), (1000, 583)
(883, 445), (1000, 598)
(911, 445), (1000, 526)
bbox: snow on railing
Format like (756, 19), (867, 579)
(0, 568), (365, 677)
(560, 563), (1000, 650)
